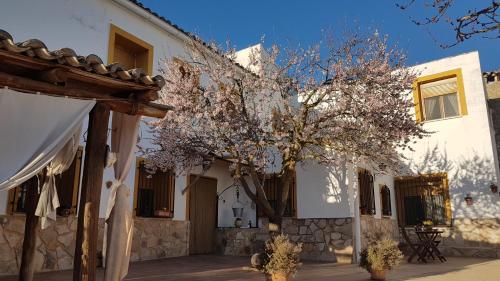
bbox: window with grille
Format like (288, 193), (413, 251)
(394, 173), (451, 226)
(380, 185), (392, 217)
(134, 159), (175, 218)
(7, 147), (83, 215)
(258, 173), (297, 217)
(358, 169), (375, 215)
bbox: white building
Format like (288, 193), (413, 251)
(0, 0), (498, 276)
(397, 52), (500, 257)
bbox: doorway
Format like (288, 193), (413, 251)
(188, 175), (218, 254)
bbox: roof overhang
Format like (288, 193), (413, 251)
(0, 29), (172, 118)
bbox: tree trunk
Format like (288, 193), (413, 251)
(18, 176), (41, 281)
(238, 176), (275, 219)
(73, 103), (110, 281)
(237, 164), (296, 227)
(276, 165), (295, 220)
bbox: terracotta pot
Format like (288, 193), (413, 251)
(465, 196), (473, 206)
(234, 218), (243, 228)
(370, 269), (386, 281)
(265, 273), (289, 281)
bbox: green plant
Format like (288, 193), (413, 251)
(263, 234), (302, 276)
(422, 220), (433, 226)
(359, 239), (403, 272)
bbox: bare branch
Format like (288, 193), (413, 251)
(397, 0), (499, 47)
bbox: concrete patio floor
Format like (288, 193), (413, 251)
(2, 255), (499, 281)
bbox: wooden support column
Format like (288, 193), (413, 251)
(18, 176), (41, 281)
(73, 103), (110, 281)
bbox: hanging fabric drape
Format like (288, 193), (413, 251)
(0, 88), (95, 191)
(103, 112), (140, 281)
(35, 125), (82, 229)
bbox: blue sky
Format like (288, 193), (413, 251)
(141, 0), (498, 71)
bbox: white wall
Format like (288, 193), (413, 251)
(296, 161), (353, 218)
(296, 160), (397, 220)
(182, 160), (257, 227)
(404, 51), (500, 219)
(372, 172), (397, 220)
(0, 0), (229, 221)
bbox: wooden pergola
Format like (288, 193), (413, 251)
(0, 29), (172, 281)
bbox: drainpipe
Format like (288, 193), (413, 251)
(352, 171), (362, 263)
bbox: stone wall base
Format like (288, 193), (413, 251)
(432, 218), (499, 258)
(360, 216), (399, 248)
(216, 217), (354, 263)
(400, 218), (499, 259)
(0, 215), (189, 275)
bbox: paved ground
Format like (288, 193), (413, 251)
(2, 255), (499, 281)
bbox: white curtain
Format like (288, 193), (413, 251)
(35, 125), (82, 229)
(0, 88), (95, 191)
(104, 112), (140, 281)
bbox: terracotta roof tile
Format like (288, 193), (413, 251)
(0, 29), (165, 88)
(127, 0), (248, 72)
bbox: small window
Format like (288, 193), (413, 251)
(380, 185), (392, 217)
(108, 24), (154, 75)
(134, 159), (175, 218)
(358, 169), (375, 215)
(258, 173), (297, 217)
(413, 69), (467, 122)
(7, 147), (83, 215)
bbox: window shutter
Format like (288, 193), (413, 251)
(6, 188), (16, 215)
(358, 169), (375, 215)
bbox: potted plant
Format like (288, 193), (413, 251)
(360, 239), (403, 281)
(154, 207), (172, 218)
(234, 217), (243, 228)
(465, 193), (473, 206)
(490, 183), (498, 193)
(422, 219), (433, 230)
(262, 234), (302, 281)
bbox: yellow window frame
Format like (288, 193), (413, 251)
(107, 24), (154, 75)
(395, 172), (452, 226)
(413, 68), (467, 123)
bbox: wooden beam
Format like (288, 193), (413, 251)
(0, 50), (159, 92)
(36, 68), (68, 84)
(18, 176), (41, 281)
(135, 89), (159, 102)
(0, 71), (169, 118)
(73, 103), (110, 281)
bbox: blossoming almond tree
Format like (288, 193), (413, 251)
(147, 32), (426, 224)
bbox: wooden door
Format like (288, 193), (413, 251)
(188, 175), (217, 255)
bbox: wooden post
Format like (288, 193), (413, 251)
(73, 103), (110, 281)
(18, 176), (41, 281)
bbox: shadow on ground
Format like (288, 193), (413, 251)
(1, 255), (499, 281)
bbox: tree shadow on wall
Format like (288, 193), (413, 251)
(297, 160), (350, 207)
(401, 144), (499, 259)
(323, 159), (350, 205)
(405, 144), (499, 219)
